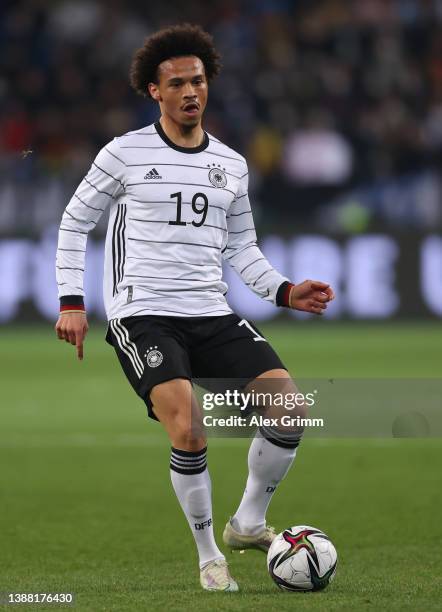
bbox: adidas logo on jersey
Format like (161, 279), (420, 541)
(144, 168), (162, 180)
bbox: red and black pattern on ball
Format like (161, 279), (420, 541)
(278, 529), (324, 568)
(269, 528), (332, 592)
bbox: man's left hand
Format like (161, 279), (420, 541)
(289, 280), (335, 315)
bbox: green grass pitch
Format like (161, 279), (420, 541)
(1, 321), (441, 611)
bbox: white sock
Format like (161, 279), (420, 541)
(170, 446), (224, 569)
(231, 433), (298, 536)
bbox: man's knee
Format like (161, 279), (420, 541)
(247, 369), (307, 445)
(248, 369), (308, 419)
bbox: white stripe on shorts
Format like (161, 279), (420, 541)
(110, 319), (144, 378)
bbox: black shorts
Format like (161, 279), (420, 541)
(106, 313), (286, 420)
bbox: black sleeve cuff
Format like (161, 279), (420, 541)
(60, 295), (84, 307)
(276, 281), (294, 307)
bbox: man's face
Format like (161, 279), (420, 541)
(148, 56), (208, 128)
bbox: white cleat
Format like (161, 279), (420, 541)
(200, 558), (239, 592)
(223, 520), (276, 553)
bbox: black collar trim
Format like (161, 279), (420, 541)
(154, 121), (209, 154)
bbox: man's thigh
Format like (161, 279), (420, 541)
(106, 315), (192, 420)
(190, 316), (304, 442)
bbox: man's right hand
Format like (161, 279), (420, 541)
(55, 312), (89, 360)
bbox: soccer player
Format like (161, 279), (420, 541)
(55, 24), (334, 592)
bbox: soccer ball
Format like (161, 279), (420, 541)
(267, 525), (337, 592)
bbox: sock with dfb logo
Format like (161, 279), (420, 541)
(170, 447), (224, 568)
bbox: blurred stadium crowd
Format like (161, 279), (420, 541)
(1, 0), (441, 235)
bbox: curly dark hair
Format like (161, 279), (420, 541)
(130, 24), (222, 98)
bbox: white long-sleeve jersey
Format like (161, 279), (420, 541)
(56, 121), (289, 319)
